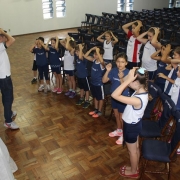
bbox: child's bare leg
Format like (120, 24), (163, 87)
(123, 140), (139, 173)
(98, 99), (104, 112)
(85, 91), (89, 101)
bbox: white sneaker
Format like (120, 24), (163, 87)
(38, 85), (44, 92)
(4, 121), (19, 129)
(47, 85), (51, 92)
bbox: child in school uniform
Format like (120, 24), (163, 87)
(158, 47), (180, 95)
(122, 20), (143, 69)
(112, 67), (149, 179)
(151, 44), (171, 91)
(84, 46), (105, 118)
(170, 64), (180, 154)
(46, 37), (63, 94)
(60, 36), (76, 98)
(31, 38), (39, 84)
(97, 31), (118, 64)
(137, 27), (162, 80)
(75, 44), (90, 108)
(102, 52), (130, 144)
(29, 38), (50, 92)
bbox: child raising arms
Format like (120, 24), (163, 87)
(46, 37), (63, 94)
(112, 67), (149, 179)
(60, 36), (76, 98)
(102, 53), (130, 144)
(137, 27), (161, 80)
(122, 20), (143, 69)
(74, 44), (90, 108)
(29, 38), (50, 92)
(84, 46), (105, 118)
(97, 31), (118, 64)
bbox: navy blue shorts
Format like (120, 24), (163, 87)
(77, 77), (90, 91)
(148, 70), (157, 80)
(90, 84), (104, 100)
(111, 98), (126, 113)
(123, 120), (142, 143)
(51, 67), (61, 74)
(32, 60), (37, 71)
(37, 64), (49, 80)
(64, 70), (74, 76)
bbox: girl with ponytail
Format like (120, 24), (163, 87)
(111, 67), (149, 179)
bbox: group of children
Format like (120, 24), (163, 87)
(29, 21), (180, 178)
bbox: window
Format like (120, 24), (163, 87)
(42, 0), (53, 19)
(56, 0), (66, 18)
(117, 0), (134, 12)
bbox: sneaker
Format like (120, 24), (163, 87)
(92, 112), (102, 118)
(177, 149), (180, 155)
(109, 130), (123, 137)
(116, 136), (123, 145)
(31, 78), (37, 84)
(65, 91), (71, 96)
(69, 92), (76, 98)
(76, 99), (84, 105)
(52, 88), (58, 93)
(47, 85), (51, 92)
(83, 101), (90, 108)
(4, 121), (19, 129)
(89, 109), (98, 115)
(11, 111), (17, 120)
(38, 85), (44, 92)
(57, 88), (63, 94)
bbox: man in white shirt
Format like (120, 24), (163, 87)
(0, 29), (19, 129)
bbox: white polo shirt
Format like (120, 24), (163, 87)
(170, 78), (180, 105)
(0, 43), (11, 78)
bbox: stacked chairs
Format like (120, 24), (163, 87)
(140, 110), (180, 180)
(67, 33), (82, 44)
(81, 14), (91, 29)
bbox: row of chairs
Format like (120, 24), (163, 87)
(137, 81), (180, 179)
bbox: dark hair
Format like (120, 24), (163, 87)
(37, 37), (44, 42)
(134, 68), (149, 92)
(133, 22), (143, 34)
(69, 37), (77, 49)
(75, 44), (87, 54)
(148, 28), (161, 41)
(174, 46), (180, 55)
(115, 52), (128, 62)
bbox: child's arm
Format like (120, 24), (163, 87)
(60, 39), (66, 48)
(97, 32), (106, 43)
(55, 36), (59, 51)
(171, 59), (180, 64)
(122, 21), (137, 34)
(134, 20), (143, 35)
(95, 47), (105, 67)
(137, 31), (148, 44)
(161, 44), (172, 64)
(151, 27), (161, 50)
(45, 38), (51, 51)
(151, 49), (161, 61)
(110, 31), (118, 45)
(111, 68), (142, 108)
(39, 40), (48, 50)
(84, 47), (96, 61)
(0, 29), (15, 47)
(66, 36), (75, 56)
(158, 73), (175, 84)
(165, 64), (173, 70)
(29, 41), (37, 53)
(102, 63), (112, 83)
(79, 44), (84, 60)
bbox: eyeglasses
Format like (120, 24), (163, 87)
(137, 67), (146, 75)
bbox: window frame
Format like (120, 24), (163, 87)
(117, 0), (134, 12)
